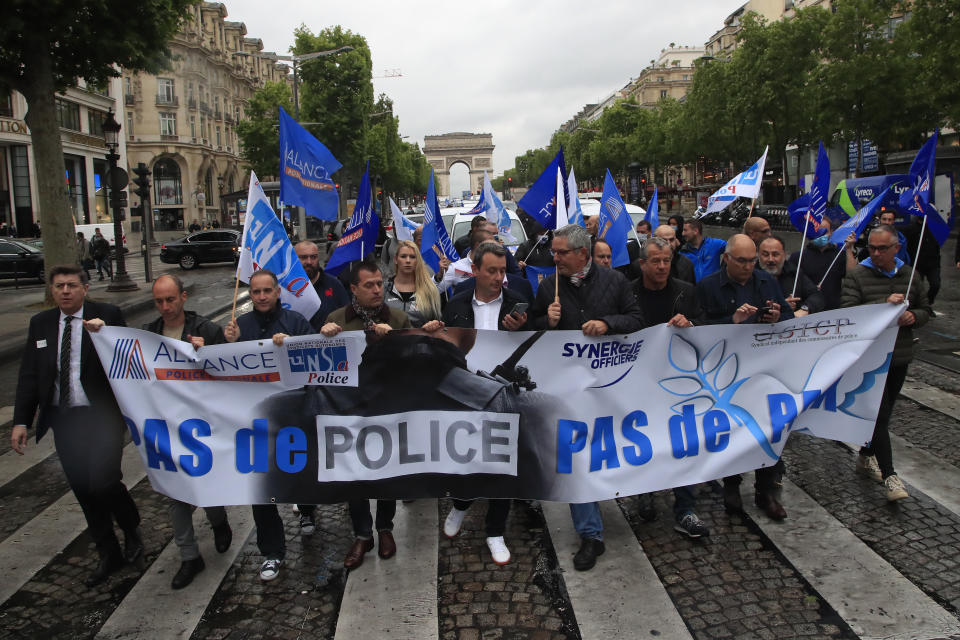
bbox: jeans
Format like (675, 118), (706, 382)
(861, 363), (908, 479)
(348, 500), (396, 539)
(672, 485), (697, 520)
(569, 502), (603, 540)
(452, 499), (511, 537)
(252, 504), (285, 560)
(95, 257), (112, 278)
(169, 500), (227, 561)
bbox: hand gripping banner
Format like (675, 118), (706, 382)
(91, 305), (902, 507)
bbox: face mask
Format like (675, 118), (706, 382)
(637, 234), (648, 242)
(670, 225), (678, 233)
(810, 234), (830, 248)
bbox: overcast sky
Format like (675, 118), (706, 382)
(225, 0), (738, 192)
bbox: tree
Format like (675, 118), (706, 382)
(898, 0), (960, 134)
(0, 0), (196, 281)
(236, 82), (293, 180)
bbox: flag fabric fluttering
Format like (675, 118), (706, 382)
(325, 164), (379, 275)
(898, 131), (948, 246)
(788, 141), (830, 238)
(389, 198), (417, 243)
(524, 264), (556, 297)
(554, 167), (569, 229)
(277, 106), (341, 220)
(480, 171), (518, 244)
(237, 171), (321, 319)
(567, 167), (585, 227)
(517, 149), (568, 229)
(420, 168), (459, 271)
(597, 169), (632, 268)
(645, 187), (659, 230)
(704, 146), (769, 215)
(830, 187), (890, 246)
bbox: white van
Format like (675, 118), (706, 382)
(75, 224), (128, 253)
(445, 209), (529, 254)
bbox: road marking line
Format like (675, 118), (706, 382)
(901, 375), (960, 416)
(0, 432), (57, 489)
(541, 500), (693, 639)
(334, 499), (439, 640)
(95, 506), (254, 640)
(742, 476), (960, 640)
(0, 443), (146, 605)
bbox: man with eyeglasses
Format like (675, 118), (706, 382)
(530, 224), (643, 571)
(697, 234), (794, 520)
(841, 224), (931, 502)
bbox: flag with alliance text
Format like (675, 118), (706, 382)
(325, 164), (379, 275)
(278, 106), (341, 220)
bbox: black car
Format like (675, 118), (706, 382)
(160, 230), (240, 270)
(0, 239), (45, 282)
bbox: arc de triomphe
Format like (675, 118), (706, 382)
(423, 132), (494, 198)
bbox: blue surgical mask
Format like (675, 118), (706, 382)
(811, 234), (830, 248)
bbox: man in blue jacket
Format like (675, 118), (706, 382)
(680, 219), (727, 281)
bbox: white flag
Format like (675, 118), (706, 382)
(389, 197), (416, 242)
(705, 146), (769, 214)
(567, 166), (584, 226)
(555, 167), (569, 228)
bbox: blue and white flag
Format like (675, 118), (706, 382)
(420, 169), (459, 272)
(898, 131), (948, 245)
(278, 106), (341, 220)
(645, 187), (659, 230)
(480, 171), (518, 244)
(597, 169), (632, 268)
(705, 146), (769, 214)
(389, 197), (417, 243)
(830, 187), (889, 246)
(517, 149), (568, 229)
(237, 171), (321, 320)
(524, 264), (556, 297)
(554, 167), (569, 229)
(325, 164), (380, 275)
(788, 141), (830, 238)
(567, 167), (584, 227)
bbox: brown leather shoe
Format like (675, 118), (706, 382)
(343, 537), (374, 569)
(377, 530), (396, 559)
(755, 491), (787, 520)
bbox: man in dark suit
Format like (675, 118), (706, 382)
(441, 241), (528, 565)
(11, 265), (142, 587)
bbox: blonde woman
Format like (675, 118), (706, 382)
(384, 240), (442, 326)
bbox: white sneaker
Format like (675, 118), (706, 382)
(443, 507), (468, 538)
(486, 536), (511, 565)
(885, 474), (909, 502)
(259, 558), (282, 581)
(856, 455), (883, 483)
(291, 504), (300, 515)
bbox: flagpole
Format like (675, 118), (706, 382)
(905, 214), (927, 303)
(230, 276), (240, 322)
(791, 215), (811, 298)
(522, 235), (546, 264)
(817, 244), (847, 289)
(747, 197), (757, 219)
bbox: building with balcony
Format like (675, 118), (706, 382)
(705, 0), (786, 57)
(121, 1), (289, 233)
(627, 46), (705, 106)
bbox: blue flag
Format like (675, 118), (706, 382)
(830, 187), (890, 247)
(325, 164), (379, 275)
(898, 131), (948, 245)
(524, 264), (556, 297)
(645, 187), (659, 230)
(789, 141), (830, 238)
(597, 169), (632, 268)
(420, 169), (459, 272)
(278, 106), (342, 220)
(517, 149), (568, 229)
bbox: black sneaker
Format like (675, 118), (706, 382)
(299, 513), (315, 536)
(573, 538), (605, 571)
(171, 556), (205, 589)
(635, 494), (658, 522)
(674, 513), (710, 538)
(213, 521), (232, 553)
(123, 527), (144, 563)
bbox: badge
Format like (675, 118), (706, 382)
(37, 339), (47, 348)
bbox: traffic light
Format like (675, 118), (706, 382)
(132, 162), (151, 199)
(507, 177), (513, 184)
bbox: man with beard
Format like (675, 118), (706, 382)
(758, 236), (824, 317)
(224, 269), (312, 582)
(295, 241), (349, 331)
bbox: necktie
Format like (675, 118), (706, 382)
(60, 316), (73, 408)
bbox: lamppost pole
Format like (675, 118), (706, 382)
(102, 110), (137, 292)
(217, 175), (226, 226)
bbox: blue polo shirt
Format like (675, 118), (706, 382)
(680, 236), (727, 282)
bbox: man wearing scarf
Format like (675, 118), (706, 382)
(529, 224), (644, 572)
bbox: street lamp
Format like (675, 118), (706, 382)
(102, 110), (137, 292)
(217, 175), (225, 227)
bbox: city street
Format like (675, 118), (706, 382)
(0, 231), (959, 639)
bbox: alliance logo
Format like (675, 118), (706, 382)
(109, 338), (151, 380)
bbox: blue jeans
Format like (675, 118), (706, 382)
(569, 502), (603, 540)
(672, 485), (696, 520)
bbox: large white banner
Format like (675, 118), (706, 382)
(91, 305), (901, 506)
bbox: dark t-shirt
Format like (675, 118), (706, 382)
(637, 286), (673, 326)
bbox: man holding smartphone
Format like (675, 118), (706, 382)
(441, 241), (528, 564)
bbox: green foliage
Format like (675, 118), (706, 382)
(898, 0), (960, 132)
(236, 82), (292, 179)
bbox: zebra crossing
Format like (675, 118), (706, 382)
(2, 373), (960, 639)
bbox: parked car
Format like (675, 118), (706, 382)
(160, 229), (241, 270)
(0, 238), (45, 282)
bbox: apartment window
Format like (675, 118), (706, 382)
(124, 77), (133, 96)
(660, 89), (668, 99)
(159, 112), (177, 136)
(657, 76), (665, 83)
(682, 74), (689, 81)
(0, 88), (12, 117)
(126, 111), (134, 136)
(157, 78), (175, 104)
(88, 108), (107, 136)
(190, 115), (196, 138)
(187, 82), (194, 102)
(56, 99), (81, 130)
(216, 126), (221, 147)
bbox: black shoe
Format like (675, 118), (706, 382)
(171, 556), (205, 590)
(123, 528), (144, 563)
(723, 482), (743, 514)
(98, 275), (104, 281)
(213, 521), (232, 553)
(84, 553), (124, 587)
(755, 491), (787, 520)
(573, 538), (605, 571)
(635, 494), (658, 522)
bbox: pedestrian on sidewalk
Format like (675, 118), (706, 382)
(11, 265), (143, 587)
(77, 232), (92, 280)
(90, 228), (113, 281)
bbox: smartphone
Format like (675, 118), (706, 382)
(755, 305), (771, 319)
(510, 302), (529, 316)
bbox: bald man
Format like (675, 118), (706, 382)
(742, 216), (772, 246)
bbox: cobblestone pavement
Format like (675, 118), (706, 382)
(888, 395), (960, 470)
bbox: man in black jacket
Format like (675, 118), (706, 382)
(11, 265), (142, 587)
(529, 224), (644, 571)
(442, 241), (527, 565)
(224, 269), (312, 582)
(142, 274), (233, 589)
(758, 236), (824, 317)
